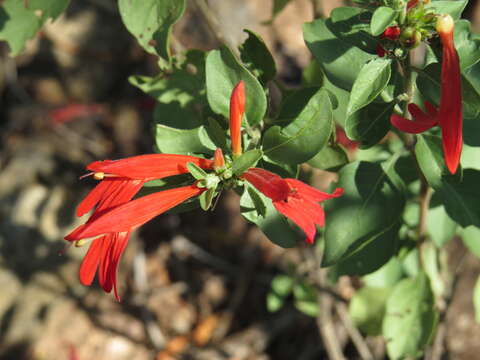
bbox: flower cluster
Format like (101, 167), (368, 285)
(66, 81), (343, 300)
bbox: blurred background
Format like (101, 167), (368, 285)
(2, 0), (480, 359)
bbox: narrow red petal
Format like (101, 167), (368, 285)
(79, 236), (107, 286)
(242, 168), (290, 201)
(424, 101), (438, 118)
(87, 154), (213, 180)
(285, 179), (343, 203)
(390, 114), (437, 134)
(77, 179), (111, 216)
(274, 200), (316, 244)
(407, 103), (438, 125)
(74, 184), (204, 238)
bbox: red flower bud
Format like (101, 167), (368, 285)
(229, 81), (245, 158)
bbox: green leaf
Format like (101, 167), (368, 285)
(240, 30), (276, 84)
(363, 257), (404, 288)
(323, 161), (405, 266)
(349, 286), (391, 336)
(345, 101), (395, 149)
(247, 186), (266, 217)
(118, 0), (185, 61)
(199, 187), (216, 210)
(426, 0), (468, 20)
(240, 184), (298, 248)
(0, 0), (70, 55)
(416, 63), (480, 119)
(206, 46), (267, 126)
(303, 18), (375, 90)
(383, 273), (438, 359)
(329, 223), (400, 277)
(416, 135), (480, 227)
(346, 58), (392, 117)
(327, 7), (377, 53)
(370, 7), (397, 36)
(474, 276), (480, 323)
(263, 89), (334, 164)
(267, 292), (285, 312)
(460, 226), (480, 258)
(426, 203), (457, 247)
(454, 20), (480, 70)
(232, 149), (263, 176)
(155, 124), (215, 155)
(293, 283), (318, 317)
(308, 143), (349, 171)
(271, 275), (294, 297)
(186, 162), (208, 180)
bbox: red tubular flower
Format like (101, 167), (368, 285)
(376, 44), (386, 57)
(213, 148), (225, 170)
(242, 168), (343, 244)
(229, 81), (245, 158)
(436, 14), (463, 174)
(391, 101), (438, 134)
(66, 154), (213, 300)
(67, 184), (204, 240)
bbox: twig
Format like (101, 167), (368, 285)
(336, 302), (374, 360)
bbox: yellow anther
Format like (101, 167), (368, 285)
(74, 239), (87, 247)
(93, 172), (105, 180)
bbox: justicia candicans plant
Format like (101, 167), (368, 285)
(66, 81), (343, 300)
(8, 0), (480, 356)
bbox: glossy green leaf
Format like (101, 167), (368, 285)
(155, 124), (215, 155)
(349, 286), (391, 336)
(240, 30), (276, 84)
(370, 7), (397, 36)
(263, 89), (333, 164)
(232, 149), (263, 176)
(206, 46), (267, 126)
(474, 276), (480, 323)
(460, 226), (480, 258)
(426, 0), (468, 20)
(416, 63), (480, 119)
(454, 20), (480, 70)
(329, 223), (400, 277)
(118, 0), (185, 61)
(345, 101), (394, 149)
(363, 257), (404, 288)
(416, 135), (480, 227)
(346, 58), (392, 117)
(383, 273), (438, 360)
(303, 18), (375, 91)
(308, 143), (349, 171)
(240, 184), (298, 248)
(323, 161), (405, 266)
(0, 0), (70, 55)
(426, 203), (457, 247)
(327, 7), (377, 53)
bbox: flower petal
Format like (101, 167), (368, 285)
(87, 154), (213, 180)
(407, 103), (438, 125)
(242, 168), (290, 201)
(274, 200), (316, 243)
(438, 20), (463, 174)
(285, 178), (343, 203)
(390, 113), (437, 134)
(73, 184), (204, 238)
(79, 235), (108, 286)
